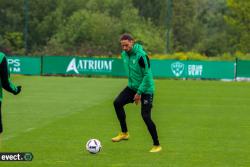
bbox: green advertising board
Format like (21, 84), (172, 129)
(42, 56), (126, 76)
(236, 60), (250, 78)
(7, 56), (236, 79)
(43, 56), (235, 79)
(7, 56), (41, 75)
(151, 60), (235, 79)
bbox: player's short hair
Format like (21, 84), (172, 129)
(120, 34), (134, 41)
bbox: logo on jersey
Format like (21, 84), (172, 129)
(143, 99), (149, 104)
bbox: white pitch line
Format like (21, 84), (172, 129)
(3, 127), (36, 141)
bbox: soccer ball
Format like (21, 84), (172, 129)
(86, 139), (102, 154)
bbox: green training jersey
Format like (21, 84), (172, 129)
(0, 52), (18, 101)
(121, 43), (155, 95)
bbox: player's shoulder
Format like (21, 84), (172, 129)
(134, 43), (147, 58)
(136, 50), (147, 59)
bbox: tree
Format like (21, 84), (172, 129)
(193, 0), (232, 56)
(0, 0), (23, 54)
(226, 0), (250, 53)
(45, 0), (165, 55)
(171, 0), (197, 52)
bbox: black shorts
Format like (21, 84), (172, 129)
(116, 86), (153, 108)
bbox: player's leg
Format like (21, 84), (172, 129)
(141, 94), (162, 152)
(0, 102), (2, 133)
(112, 87), (135, 142)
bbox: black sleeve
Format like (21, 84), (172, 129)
(138, 55), (150, 68)
(0, 57), (16, 93)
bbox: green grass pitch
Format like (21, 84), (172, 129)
(0, 76), (250, 167)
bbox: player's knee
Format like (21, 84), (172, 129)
(141, 111), (150, 121)
(113, 99), (122, 108)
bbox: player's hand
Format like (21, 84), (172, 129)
(13, 86), (22, 95)
(133, 94), (141, 105)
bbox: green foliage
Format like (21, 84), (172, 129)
(132, 0), (166, 26)
(0, 0), (249, 57)
(43, 0), (165, 55)
(171, 0), (197, 52)
(152, 51), (250, 61)
(119, 7), (165, 54)
(0, 0), (23, 33)
(234, 51), (250, 60)
(48, 10), (122, 55)
(0, 32), (25, 54)
(153, 52), (209, 60)
(193, 0), (233, 56)
(225, 0), (250, 53)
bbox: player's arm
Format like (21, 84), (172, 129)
(133, 55), (150, 104)
(137, 55), (151, 95)
(0, 57), (20, 94)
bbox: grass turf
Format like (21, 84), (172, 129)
(0, 76), (250, 167)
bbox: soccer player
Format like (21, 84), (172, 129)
(112, 34), (162, 153)
(0, 51), (21, 133)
